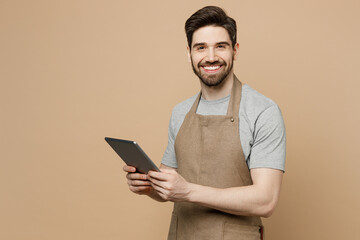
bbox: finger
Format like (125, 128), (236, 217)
(151, 182), (167, 195)
(128, 180), (152, 186)
(129, 185), (152, 193)
(123, 165), (136, 173)
(127, 173), (148, 181)
(159, 168), (177, 173)
(148, 171), (171, 181)
(151, 185), (170, 201)
(148, 177), (165, 189)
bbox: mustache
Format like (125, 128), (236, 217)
(198, 61), (225, 67)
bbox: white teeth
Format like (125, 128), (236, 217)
(203, 66), (220, 70)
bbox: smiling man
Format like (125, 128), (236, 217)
(123, 6), (286, 240)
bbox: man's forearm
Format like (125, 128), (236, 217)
(187, 183), (276, 217)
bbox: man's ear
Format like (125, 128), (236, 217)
(187, 46), (191, 63)
(233, 43), (240, 61)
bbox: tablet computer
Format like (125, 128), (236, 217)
(105, 137), (160, 173)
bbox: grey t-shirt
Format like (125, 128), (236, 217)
(161, 84), (286, 172)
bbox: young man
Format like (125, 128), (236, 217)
(124, 6), (286, 240)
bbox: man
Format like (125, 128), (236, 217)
(123, 6), (286, 240)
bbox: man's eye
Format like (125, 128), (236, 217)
(198, 46), (205, 50)
(217, 45), (225, 48)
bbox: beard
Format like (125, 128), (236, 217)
(191, 58), (234, 87)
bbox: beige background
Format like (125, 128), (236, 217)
(1, 0), (359, 239)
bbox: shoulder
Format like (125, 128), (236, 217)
(241, 84), (283, 124)
(242, 84), (279, 115)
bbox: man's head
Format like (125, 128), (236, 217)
(185, 6), (239, 87)
(185, 6), (237, 50)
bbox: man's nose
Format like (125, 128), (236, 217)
(206, 48), (218, 62)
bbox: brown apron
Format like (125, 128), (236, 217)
(168, 76), (263, 240)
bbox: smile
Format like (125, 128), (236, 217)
(201, 65), (223, 73)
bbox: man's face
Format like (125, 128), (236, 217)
(188, 26), (238, 87)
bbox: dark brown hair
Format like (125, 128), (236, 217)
(185, 6), (237, 49)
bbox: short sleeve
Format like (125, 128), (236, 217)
(248, 105), (286, 171)
(161, 112), (178, 168)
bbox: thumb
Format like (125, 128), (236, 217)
(160, 168), (177, 174)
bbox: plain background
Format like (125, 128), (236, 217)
(1, 0), (359, 239)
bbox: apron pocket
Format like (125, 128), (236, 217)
(167, 213), (178, 240)
(223, 222), (261, 240)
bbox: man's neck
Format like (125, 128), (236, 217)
(200, 73), (234, 101)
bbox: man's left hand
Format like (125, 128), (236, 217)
(148, 168), (191, 202)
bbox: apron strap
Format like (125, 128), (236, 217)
(189, 92), (201, 114)
(226, 75), (242, 117)
(260, 225), (265, 240)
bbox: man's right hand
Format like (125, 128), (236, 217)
(123, 165), (153, 195)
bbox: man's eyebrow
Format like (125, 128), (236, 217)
(192, 41), (231, 48)
(216, 41), (231, 46)
(192, 42), (206, 48)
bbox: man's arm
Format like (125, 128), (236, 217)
(148, 166), (283, 217)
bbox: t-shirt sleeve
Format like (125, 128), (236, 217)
(248, 105), (286, 171)
(161, 112), (178, 168)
